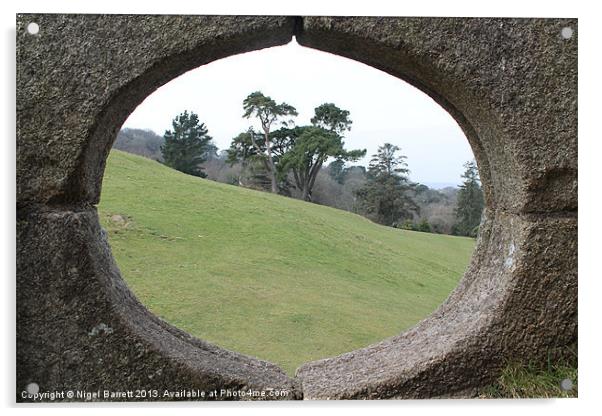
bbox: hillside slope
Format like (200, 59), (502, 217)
(98, 150), (475, 374)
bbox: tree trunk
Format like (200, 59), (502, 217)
(292, 169), (302, 191)
(304, 159), (323, 202)
(268, 163), (278, 194)
(263, 128), (278, 194)
(301, 184), (310, 201)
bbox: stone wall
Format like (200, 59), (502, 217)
(16, 15), (577, 401)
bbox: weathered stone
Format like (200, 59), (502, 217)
(296, 211), (577, 398)
(292, 18), (577, 398)
(17, 207), (301, 401)
(17, 14), (296, 208)
(297, 17), (577, 215)
(16, 15), (577, 401)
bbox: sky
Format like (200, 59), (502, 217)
(123, 38), (474, 186)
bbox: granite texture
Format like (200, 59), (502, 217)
(294, 17), (577, 398)
(16, 15), (577, 401)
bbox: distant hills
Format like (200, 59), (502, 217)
(113, 128), (164, 161)
(422, 182), (459, 190)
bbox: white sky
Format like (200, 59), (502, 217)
(123, 38), (474, 185)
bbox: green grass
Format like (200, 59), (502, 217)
(480, 345), (578, 398)
(98, 150), (475, 375)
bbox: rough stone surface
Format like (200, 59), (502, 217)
(17, 207), (301, 401)
(298, 17), (577, 215)
(296, 211), (577, 398)
(16, 15), (577, 401)
(17, 14), (296, 208)
(293, 17), (577, 398)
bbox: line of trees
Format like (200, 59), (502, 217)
(226, 92), (366, 201)
(125, 91), (484, 238)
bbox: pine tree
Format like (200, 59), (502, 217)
(161, 111), (214, 177)
(229, 100), (364, 200)
(241, 91), (298, 193)
(453, 160), (484, 237)
(354, 143), (419, 226)
(328, 159), (347, 184)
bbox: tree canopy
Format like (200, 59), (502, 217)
(226, 127), (290, 190)
(277, 124), (365, 201)
(327, 159), (347, 184)
(310, 103), (352, 134)
(160, 110), (214, 178)
(355, 143), (418, 226)
(238, 91), (298, 193)
(243, 91), (298, 132)
(229, 98), (364, 200)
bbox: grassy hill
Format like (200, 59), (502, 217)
(98, 150), (475, 375)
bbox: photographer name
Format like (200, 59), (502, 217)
(21, 387), (289, 401)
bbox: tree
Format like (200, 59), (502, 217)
(399, 219), (418, 231)
(354, 143), (419, 226)
(312, 165), (367, 212)
(278, 103), (364, 201)
(275, 116), (365, 201)
(311, 103), (352, 134)
(453, 160), (484, 237)
(226, 127), (290, 190)
(229, 101), (364, 201)
(328, 159), (347, 184)
(160, 111), (214, 177)
(240, 91), (298, 193)
(417, 218), (432, 233)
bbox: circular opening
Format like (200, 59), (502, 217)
(26, 22), (40, 35)
(99, 40), (481, 375)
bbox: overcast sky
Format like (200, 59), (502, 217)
(123, 38), (474, 186)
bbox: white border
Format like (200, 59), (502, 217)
(2, 1), (599, 415)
